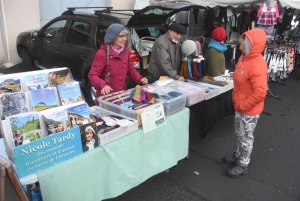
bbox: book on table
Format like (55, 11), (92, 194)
(23, 72), (49, 91)
(40, 107), (71, 136)
(66, 101), (91, 128)
(48, 68), (72, 87)
(57, 81), (83, 105)
(0, 92), (29, 120)
(29, 87), (59, 112)
(6, 112), (41, 148)
(0, 76), (22, 94)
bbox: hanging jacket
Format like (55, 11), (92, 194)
(88, 42), (143, 97)
(232, 29), (268, 115)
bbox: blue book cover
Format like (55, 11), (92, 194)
(0, 76), (21, 93)
(0, 92), (28, 120)
(24, 72), (48, 91)
(8, 112), (41, 148)
(13, 127), (83, 178)
(57, 82), (83, 105)
(29, 88), (58, 112)
(42, 108), (70, 135)
(67, 102), (90, 127)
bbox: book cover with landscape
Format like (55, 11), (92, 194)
(0, 76), (22, 94)
(0, 92), (28, 120)
(42, 108), (70, 135)
(24, 72), (48, 91)
(67, 102), (90, 127)
(48, 68), (71, 87)
(7, 112), (41, 148)
(29, 88), (58, 112)
(57, 82), (83, 105)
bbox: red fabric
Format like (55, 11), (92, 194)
(211, 27), (227, 42)
(88, 42), (143, 97)
(232, 29), (268, 115)
(192, 61), (200, 81)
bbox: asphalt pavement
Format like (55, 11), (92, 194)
(104, 77), (300, 201)
(2, 64), (300, 201)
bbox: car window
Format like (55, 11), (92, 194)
(42, 20), (67, 41)
(136, 27), (162, 38)
(67, 21), (91, 46)
(96, 25), (107, 48)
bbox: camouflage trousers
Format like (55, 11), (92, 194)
(234, 111), (260, 167)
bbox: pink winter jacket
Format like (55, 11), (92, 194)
(88, 43), (142, 97)
(232, 29), (268, 115)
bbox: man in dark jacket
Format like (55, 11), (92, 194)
(147, 23), (186, 83)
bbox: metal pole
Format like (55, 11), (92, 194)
(0, 0), (9, 63)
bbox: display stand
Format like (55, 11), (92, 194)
(0, 156), (28, 201)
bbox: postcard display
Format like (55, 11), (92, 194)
(0, 68), (138, 179)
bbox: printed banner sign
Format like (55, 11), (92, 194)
(13, 127), (82, 178)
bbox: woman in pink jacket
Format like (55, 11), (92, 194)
(223, 29), (268, 178)
(88, 24), (147, 96)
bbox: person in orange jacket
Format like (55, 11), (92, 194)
(223, 29), (268, 178)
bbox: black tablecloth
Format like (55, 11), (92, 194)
(189, 89), (235, 140)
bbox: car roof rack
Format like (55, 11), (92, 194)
(94, 9), (140, 17)
(67, 7), (113, 13)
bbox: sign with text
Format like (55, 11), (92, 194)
(141, 103), (166, 134)
(13, 127), (82, 178)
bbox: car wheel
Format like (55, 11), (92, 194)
(85, 81), (96, 106)
(22, 48), (35, 70)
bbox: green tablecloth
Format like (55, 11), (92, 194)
(36, 108), (190, 201)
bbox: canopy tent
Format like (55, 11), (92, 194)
(188, 0), (273, 8)
(279, 0), (300, 10)
(184, 0), (300, 9)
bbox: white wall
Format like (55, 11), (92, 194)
(1, 0), (40, 65)
(39, 0), (107, 27)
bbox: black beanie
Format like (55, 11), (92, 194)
(168, 23), (186, 34)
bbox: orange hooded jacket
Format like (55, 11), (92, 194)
(232, 29), (268, 115)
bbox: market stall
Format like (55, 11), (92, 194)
(0, 68), (192, 201)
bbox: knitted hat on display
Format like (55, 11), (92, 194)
(168, 23), (186, 34)
(104, 24), (125, 44)
(212, 27), (227, 42)
(181, 40), (197, 57)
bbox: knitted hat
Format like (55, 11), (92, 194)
(85, 126), (95, 135)
(212, 27), (227, 42)
(168, 23), (186, 34)
(104, 24), (125, 44)
(181, 40), (197, 57)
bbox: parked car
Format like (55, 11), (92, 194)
(16, 2), (205, 105)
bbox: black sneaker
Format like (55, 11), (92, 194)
(223, 156), (237, 165)
(226, 165), (248, 178)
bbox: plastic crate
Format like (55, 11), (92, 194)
(97, 90), (155, 126)
(141, 85), (186, 115)
(89, 106), (138, 145)
(165, 81), (207, 106)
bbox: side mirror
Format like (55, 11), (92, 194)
(31, 30), (38, 38)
